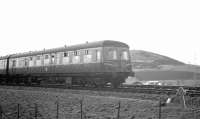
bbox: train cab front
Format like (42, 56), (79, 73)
(103, 47), (133, 87)
(103, 47), (132, 72)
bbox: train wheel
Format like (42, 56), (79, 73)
(36, 80), (41, 85)
(112, 82), (120, 88)
(64, 77), (72, 88)
(1, 78), (6, 84)
(80, 80), (86, 87)
(111, 79), (121, 88)
(0, 78), (2, 84)
(0, 80), (2, 84)
(24, 77), (32, 86)
(15, 78), (21, 85)
(6, 77), (14, 85)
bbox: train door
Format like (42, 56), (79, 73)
(0, 59), (7, 75)
(10, 58), (17, 75)
(24, 58), (29, 74)
(50, 53), (56, 75)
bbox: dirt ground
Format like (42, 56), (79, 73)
(0, 86), (199, 119)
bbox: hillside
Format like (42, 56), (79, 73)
(130, 50), (185, 70)
(128, 50), (200, 84)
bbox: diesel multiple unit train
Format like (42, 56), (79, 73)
(0, 40), (134, 88)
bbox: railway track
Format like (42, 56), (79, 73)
(0, 81), (200, 96)
(123, 85), (200, 97)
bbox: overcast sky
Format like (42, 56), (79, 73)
(0, 0), (200, 65)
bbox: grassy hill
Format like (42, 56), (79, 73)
(130, 50), (185, 70)
(129, 50), (200, 84)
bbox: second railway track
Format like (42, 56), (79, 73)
(1, 80), (200, 97)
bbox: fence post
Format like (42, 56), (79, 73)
(80, 99), (83, 119)
(158, 98), (161, 119)
(56, 101), (59, 119)
(17, 103), (20, 119)
(191, 97), (194, 107)
(117, 101), (121, 119)
(0, 104), (2, 119)
(35, 103), (37, 119)
(192, 109), (196, 119)
(198, 100), (200, 108)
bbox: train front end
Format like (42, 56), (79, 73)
(102, 41), (134, 88)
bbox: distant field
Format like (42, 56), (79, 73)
(135, 70), (200, 81)
(134, 70), (200, 86)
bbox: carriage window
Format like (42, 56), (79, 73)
(56, 53), (61, 65)
(121, 51), (129, 60)
(85, 50), (89, 55)
(83, 49), (92, 63)
(25, 58), (29, 67)
(36, 56), (41, 66)
(51, 54), (55, 64)
(72, 51), (80, 63)
(96, 50), (101, 61)
(29, 57), (34, 67)
(0, 60), (2, 69)
(44, 54), (50, 65)
(74, 51), (80, 56)
(63, 52), (70, 64)
(12, 60), (16, 67)
(63, 52), (69, 57)
(44, 55), (49, 59)
(74, 51), (77, 56)
(0, 60), (5, 69)
(36, 56), (40, 60)
(108, 49), (117, 60)
(113, 50), (117, 59)
(17, 58), (25, 67)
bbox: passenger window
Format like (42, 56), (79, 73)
(44, 54), (49, 65)
(12, 60), (16, 67)
(113, 50), (117, 59)
(63, 52), (70, 64)
(51, 54), (55, 64)
(25, 58), (29, 67)
(36, 55), (41, 66)
(29, 57), (34, 67)
(85, 50), (89, 55)
(44, 55), (49, 59)
(83, 49), (92, 63)
(121, 51), (129, 60)
(56, 53), (61, 65)
(96, 50), (101, 61)
(36, 56), (40, 60)
(63, 52), (69, 57)
(72, 50), (80, 63)
(0, 60), (4, 69)
(17, 58), (25, 67)
(74, 51), (80, 56)
(108, 49), (117, 60)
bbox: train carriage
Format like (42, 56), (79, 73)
(0, 40), (134, 88)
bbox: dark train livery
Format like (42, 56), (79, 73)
(0, 40), (134, 88)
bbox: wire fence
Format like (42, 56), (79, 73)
(0, 97), (200, 119)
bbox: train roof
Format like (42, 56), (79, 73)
(0, 40), (129, 59)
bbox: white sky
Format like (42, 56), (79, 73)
(0, 0), (200, 64)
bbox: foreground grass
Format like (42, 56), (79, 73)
(0, 86), (199, 119)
